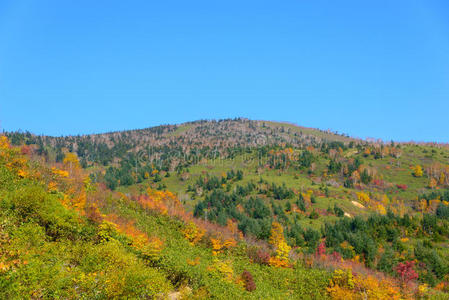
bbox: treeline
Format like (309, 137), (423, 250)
(5, 119), (362, 189)
(194, 177), (449, 286)
(323, 209), (449, 286)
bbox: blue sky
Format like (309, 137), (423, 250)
(0, 1), (448, 142)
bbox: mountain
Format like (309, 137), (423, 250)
(7, 118), (354, 164)
(3, 119), (449, 298)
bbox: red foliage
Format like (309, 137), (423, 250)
(372, 179), (384, 187)
(394, 261), (418, 285)
(241, 270), (256, 292)
(330, 251), (342, 262)
(85, 203), (103, 223)
(396, 184), (408, 191)
(247, 248), (270, 265)
(315, 241), (326, 257)
(20, 145), (33, 155)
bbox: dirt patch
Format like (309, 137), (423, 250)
(351, 201), (365, 209)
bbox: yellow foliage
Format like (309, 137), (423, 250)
(269, 222), (284, 246)
(328, 269), (402, 300)
(327, 269), (355, 300)
(269, 222), (291, 267)
(356, 192), (370, 204)
(63, 152), (80, 171)
(353, 275), (401, 300)
(275, 240), (291, 262)
(51, 167), (69, 178)
(207, 259), (234, 282)
(0, 136), (10, 149)
(182, 222), (204, 245)
(440, 172), (446, 185)
(419, 199), (428, 212)
(376, 204), (386, 215)
(140, 237), (164, 261)
(413, 165), (423, 177)
(211, 238), (223, 256)
(0, 261), (10, 273)
(98, 221), (119, 242)
(417, 284), (428, 296)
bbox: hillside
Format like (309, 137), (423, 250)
(4, 119), (449, 298)
(0, 135), (340, 299)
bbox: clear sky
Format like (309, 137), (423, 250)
(0, 1), (448, 142)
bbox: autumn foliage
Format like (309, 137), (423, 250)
(268, 222), (291, 267)
(241, 270), (256, 292)
(183, 221), (205, 245)
(394, 261), (418, 286)
(327, 269), (402, 300)
(413, 165), (423, 177)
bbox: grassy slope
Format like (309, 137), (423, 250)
(0, 139), (332, 299)
(118, 143), (449, 236)
(263, 121), (355, 143)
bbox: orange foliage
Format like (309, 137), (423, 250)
(17, 169), (27, 178)
(226, 219), (242, 239)
(103, 214), (164, 261)
(187, 257), (201, 266)
(428, 177), (437, 189)
(138, 188), (182, 216)
(327, 269), (403, 300)
(48, 181), (58, 192)
(210, 236), (237, 256)
(267, 256), (290, 268)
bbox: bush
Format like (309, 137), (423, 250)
(241, 270), (256, 291)
(247, 246), (271, 265)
